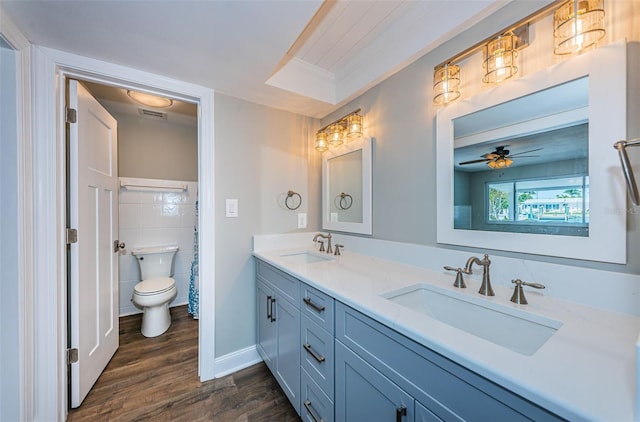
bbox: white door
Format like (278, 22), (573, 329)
(68, 80), (119, 408)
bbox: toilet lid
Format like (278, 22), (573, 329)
(134, 277), (175, 295)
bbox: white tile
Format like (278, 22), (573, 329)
(174, 250), (194, 276)
(118, 203), (141, 229)
(164, 192), (187, 205)
(118, 189), (141, 204)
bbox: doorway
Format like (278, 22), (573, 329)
(28, 47), (216, 419)
(68, 78), (201, 408)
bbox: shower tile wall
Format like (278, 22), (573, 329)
(118, 177), (198, 316)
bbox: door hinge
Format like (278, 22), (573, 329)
(66, 228), (78, 244)
(66, 107), (77, 124)
(67, 348), (78, 364)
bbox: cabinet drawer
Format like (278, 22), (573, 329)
(256, 259), (300, 305)
(301, 283), (334, 333)
(336, 303), (562, 421)
(301, 315), (334, 399)
(301, 367), (334, 422)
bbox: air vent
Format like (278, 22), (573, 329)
(138, 108), (168, 120)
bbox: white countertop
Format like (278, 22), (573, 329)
(253, 246), (640, 421)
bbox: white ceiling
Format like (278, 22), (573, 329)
(2, 0), (508, 119)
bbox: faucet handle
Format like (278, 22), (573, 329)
(334, 244), (344, 256)
(317, 240), (325, 252)
(444, 266), (467, 289)
(510, 279), (545, 305)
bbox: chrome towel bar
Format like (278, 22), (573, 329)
(614, 138), (640, 206)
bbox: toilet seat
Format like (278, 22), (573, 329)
(134, 277), (175, 296)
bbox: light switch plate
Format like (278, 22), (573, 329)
(297, 213), (307, 229)
(225, 199), (238, 217)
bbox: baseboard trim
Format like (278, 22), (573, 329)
(214, 345), (262, 378)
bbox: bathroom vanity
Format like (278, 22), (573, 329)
(253, 236), (640, 421)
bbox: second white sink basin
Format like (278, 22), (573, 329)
(280, 251), (335, 265)
(383, 283), (562, 355)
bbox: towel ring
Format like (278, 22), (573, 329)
(335, 192), (353, 210)
(285, 190), (302, 210)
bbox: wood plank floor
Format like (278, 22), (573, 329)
(68, 305), (299, 422)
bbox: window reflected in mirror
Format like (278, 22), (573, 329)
(453, 117), (589, 237)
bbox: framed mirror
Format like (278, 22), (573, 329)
(436, 42), (627, 263)
(322, 137), (372, 234)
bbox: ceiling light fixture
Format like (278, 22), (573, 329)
(127, 90), (174, 108)
(553, 0), (605, 55)
(315, 109), (363, 152)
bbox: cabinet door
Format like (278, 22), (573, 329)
(256, 279), (276, 371)
(275, 296), (301, 414)
(416, 401), (443, 422)
(335, 341), (413, 422)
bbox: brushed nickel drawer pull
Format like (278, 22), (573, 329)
(303, 343), (325, 363)
(303, 297), (325, 313)
(303, 399), (325, 422)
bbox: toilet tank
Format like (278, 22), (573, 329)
(131, 245), (179, 280)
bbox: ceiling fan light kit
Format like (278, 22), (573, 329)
(459, 145), (543, 170)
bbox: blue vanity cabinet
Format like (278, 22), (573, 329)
(335, 341), (414, 422)
(255, 260), (301, 414)
(335, 303), (563, 422)
(300, 283), (335, 422)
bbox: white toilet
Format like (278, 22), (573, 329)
(131, 245), (179, 337)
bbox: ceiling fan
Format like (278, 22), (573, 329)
(459, 145), (543, 169)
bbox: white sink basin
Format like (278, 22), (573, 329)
(279, 251), (335, 265)
(383, 283), (562, 355)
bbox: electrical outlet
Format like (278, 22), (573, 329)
(297, 213), (307, 229)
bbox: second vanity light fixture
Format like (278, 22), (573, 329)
(433, 0), (606, 105)
(315, 108), (363, 152)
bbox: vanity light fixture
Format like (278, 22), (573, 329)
(482, 34), (518, 84)
(553, 0), (605, 55)
(315, 108), (363, 152)
(432, 0), (581, 105)
(127, 90), (174, 108)
(433, 64), (461, 105)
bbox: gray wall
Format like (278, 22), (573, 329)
(116, 112), (198, 181)
(320, 2), (640, 275)
(1, 45), (19, 422)
(214, 93), (320, 357)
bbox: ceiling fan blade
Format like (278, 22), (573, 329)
(509, 147), (543, 157)
(507, 155), (540, 159)
(459, 158), (491, 165)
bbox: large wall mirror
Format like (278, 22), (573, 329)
(436, 42), (627, 264)
(322, 137), (372, 234)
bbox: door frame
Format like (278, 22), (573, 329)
(0, 12), (34, 422)
(31, 46), (216, 420)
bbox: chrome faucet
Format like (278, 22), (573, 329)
(313, 233), (332, 254)
(463, 254), (494, 296)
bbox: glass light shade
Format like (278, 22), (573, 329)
(315, 132), (328, 152)
(127, 90), (173, 108)
(328, 123), (344, 146)
(346, 114), (363, 138)
(433, 64), (461, 105)
(487, 157), (513, 169)
(482, 34), (518, 84)
(554, 0), (605, 55)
